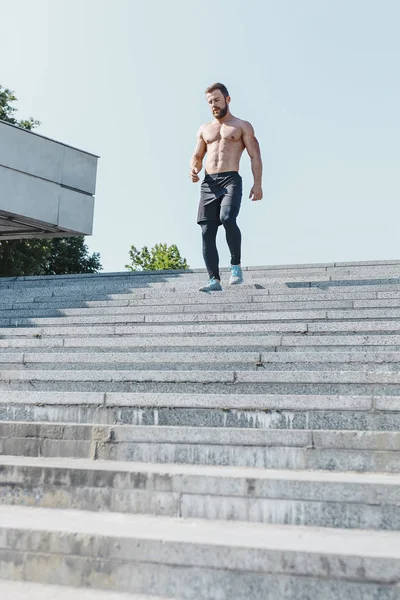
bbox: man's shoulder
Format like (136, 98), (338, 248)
(226, 117), (254, 134)
(237, 118), (254, 133)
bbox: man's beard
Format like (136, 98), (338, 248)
(214, 103), (228, 119)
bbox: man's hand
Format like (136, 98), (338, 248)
(249, 185), (263, 201)
(190, 167), (200, 183)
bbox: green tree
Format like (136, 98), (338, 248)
(45, 237), (101, 275)
(0, 86), (40, 130)
(0, 239), (49, 277)
(126, 243), (189, 271)
(0, 237), (102, 277)
(0, 85), (102, 276)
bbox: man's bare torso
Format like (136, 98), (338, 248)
(191, 86), (262, 201)
(200, 116), (247, 174)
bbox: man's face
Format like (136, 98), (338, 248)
(206, 90), (229, 119)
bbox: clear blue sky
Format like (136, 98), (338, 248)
(1, 0), (399, 272)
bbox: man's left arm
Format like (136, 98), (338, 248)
(242, 121), (263, 201)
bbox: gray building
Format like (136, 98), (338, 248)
(0, 120), (98, 239)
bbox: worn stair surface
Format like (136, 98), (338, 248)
(1, 260), (400, 599)
(0, 580), (166, 599)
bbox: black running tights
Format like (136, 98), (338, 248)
(201, 208), (242, 281)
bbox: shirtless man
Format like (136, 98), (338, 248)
(190, 82), (263, 292)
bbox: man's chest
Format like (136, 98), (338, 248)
(203, 123), (243, 145)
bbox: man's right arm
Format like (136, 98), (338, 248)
(190, 127), (207, 182)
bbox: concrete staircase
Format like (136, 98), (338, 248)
(1, 260), (400, 599)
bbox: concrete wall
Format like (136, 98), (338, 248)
(0, 120), (99, 239)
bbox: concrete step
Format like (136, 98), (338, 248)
(0, 272), (394, 288)
(8, 289), (400, 308)
(0, 580), (164, 599)
(7, 295), (400, 314)
(0, 351), (261, 365)
(0, 275), (334, 296)
(5, 282), (400, 308)
(1, 335), (283, 350)
(7, 319), (400, 338)
(1, 505), (400, 599)
(0, 391), (399, 431)
(7, 306), (400, 328)
(0, 267), (335, 283)
(6, 291), (391, 308)
(1, 264), (395, 291)
(0, 269), (399, 290)
(9, 295), (400, 313)
(3, 333), (400, 353)
(0, 309), (332, 326)
(4, 296), (400, 316)
(2, 422), (400, 471)
(2, 351), (400, 375)
(17, 270), (400, 291)
(7, 299), (400, 320)
(1, 455), (400, 530)
(4, 350), (400, 365)
(0, 300), (362, 318)
(0, 323), (311, 337)
(2, 368), (400, 396)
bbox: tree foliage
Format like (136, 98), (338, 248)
(0, 240), (49, 277)
(126, 243), (189, 272)
(0, 85), (102, 276)
(0, 237), (102, 277)
(46, 237), (101, 275)
(0, 86), (41, 130)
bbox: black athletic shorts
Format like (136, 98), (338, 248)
(197, 171), (242, 225)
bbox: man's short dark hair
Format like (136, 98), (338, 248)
(205, 82), (229, 99)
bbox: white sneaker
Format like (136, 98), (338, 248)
(229, 265), (244, 285)
(199, 277), (223, 292)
